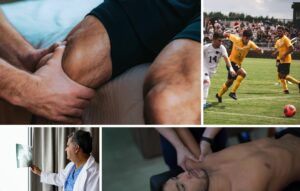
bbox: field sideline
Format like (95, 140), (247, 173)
(204, 57), (300, 125)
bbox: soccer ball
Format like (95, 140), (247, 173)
(284, 104), (296, 117)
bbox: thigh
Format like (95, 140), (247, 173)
(62, 15), (112, 88)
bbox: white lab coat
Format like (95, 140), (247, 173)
(40, 155), (99, 191)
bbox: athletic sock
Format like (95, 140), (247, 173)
(217, 83), (228, 97)
(203, 81), (210, 105)
(281, 79), (288, 91)
(231, 75), (244, 93)
(286, 75), (300, 84)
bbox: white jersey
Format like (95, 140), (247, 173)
(203, 43), (228, 78)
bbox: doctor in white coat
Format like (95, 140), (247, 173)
(31, 130), (99, 191)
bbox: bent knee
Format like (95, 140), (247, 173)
(62, 16), (112, 88)
(144, 84), (200, 124)
(144, 85), (181, 124)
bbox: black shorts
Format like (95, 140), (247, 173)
(227, 61), (240, 80)
(277, 63), (290, 75)
(88, 0), (200, 78)
(275, 128), (300, 139)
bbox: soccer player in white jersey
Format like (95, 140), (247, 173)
(203, 32), (236, 108)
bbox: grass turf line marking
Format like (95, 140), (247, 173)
(205, 111), (297, 121)
(220, 95), (300, 102)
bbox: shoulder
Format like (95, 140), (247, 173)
(220, 45), (228, 56)
(284, 36), (291, 43)
(204, 43), (211, 49)
(220, 44), (227, 51)
(229, 34), (239, 42)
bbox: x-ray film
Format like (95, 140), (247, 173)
(16, 144), (32, 168)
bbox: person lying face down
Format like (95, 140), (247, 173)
(163, 130), (300, 191)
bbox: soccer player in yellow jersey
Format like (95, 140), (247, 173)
(272, 26), (300, 94)
(216, 29), (263, 102)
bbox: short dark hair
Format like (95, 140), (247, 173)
(277, 26), (284, 31)
(162, 169), (209, 191)
(213, 32), (224, 39)
(242, 29), (253, 38)
(68, 130), (93, 155)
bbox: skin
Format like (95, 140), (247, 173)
(143, 40), (200, 124)
(156, 128), (222, 170)
(59, 16), (201, 124)
(164, 134), (300, 191)
(1, 7), (200, 124)
(31, 137), (90, 175)
(0, 46), (95, 123)
(0, 10), (95, 123)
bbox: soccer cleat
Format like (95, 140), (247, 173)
(284, 90), (290, 94)
(298, 83), (300, 93)
(204, 103), (212, 109)
(216, 93), (222, 103)
(229, 92), (237, 100)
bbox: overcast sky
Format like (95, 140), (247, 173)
(204, 0), (298, 19)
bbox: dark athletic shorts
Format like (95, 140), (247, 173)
(88, 0), (200, 78)
(277, 63), (290, 75)
(227, 61), (240, 80)
(276, 128), (300, 139)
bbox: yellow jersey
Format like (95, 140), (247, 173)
(274, 35), (292, 64)
(228, 34), (258, 66)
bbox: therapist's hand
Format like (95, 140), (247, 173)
(199, 140), (212, 162)
(176, 145), (198, 171)
(20, 45), (95, 124)
(31, 165), (42, 176)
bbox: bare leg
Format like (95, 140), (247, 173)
(143, 39), (200, 124)
(62, 16), (112, 88)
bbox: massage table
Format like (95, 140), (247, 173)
(0, 0), (148, 124)
(150, 169), (300, 191)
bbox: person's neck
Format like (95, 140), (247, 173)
(74, 154), (90, 169)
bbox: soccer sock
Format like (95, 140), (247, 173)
(231, 75), (244, 93)
(286, 75), (300, 84)
(203, 81), (210, 105)
(281, 79), (288, 91)
(217, 83), (228, 97)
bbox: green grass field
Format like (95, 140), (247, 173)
(204, 57), (300, 125)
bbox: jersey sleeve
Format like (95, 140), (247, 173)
(229, 34), (238, 43)
(220, 45), (228, 58)
(250, 41), (259, 50)
(284, 37), (292, 47)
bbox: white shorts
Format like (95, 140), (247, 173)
(203, 64), (214, 81)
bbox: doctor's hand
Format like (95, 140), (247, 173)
(19, 45), (95, 124)
(31, 165), (42, 176)
(199, 140), (213, 162)
(176, 145), (198, 171)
